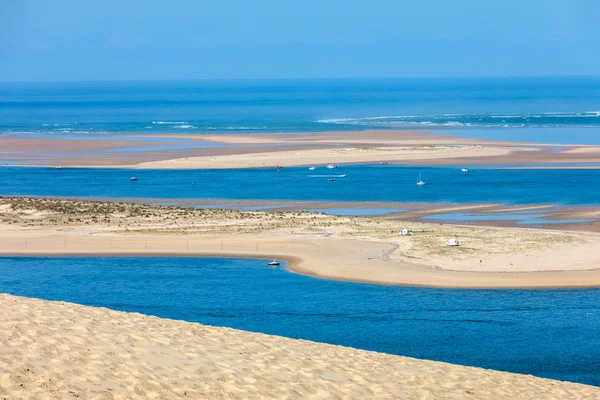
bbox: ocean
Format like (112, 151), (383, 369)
(1, 256), (598, 386)
(1, 77), (600, 143)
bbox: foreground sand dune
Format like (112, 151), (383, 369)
(1, 294), (599, 399)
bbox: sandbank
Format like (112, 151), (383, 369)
(2, 130), (600, 169)
(133, 144), (517, 169)
(3, 197), (600, 288)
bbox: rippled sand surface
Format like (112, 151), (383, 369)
(1, 294), (599, 399)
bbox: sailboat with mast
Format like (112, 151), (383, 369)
(416, 173), (426, 186)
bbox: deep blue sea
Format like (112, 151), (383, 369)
(1, 256), (598, 386)
(1, 77), (600, 143)
(1, 165), (599, 206)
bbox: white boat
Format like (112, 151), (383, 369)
(326, 164), (337, 169)
(266, 260), (280, 266)
(461, 168), (469, 172)
(416, 173), (426, 186)
(130, 177), (138, 181)
(309, 166), (317, 170)
(447, 238), (460, 247)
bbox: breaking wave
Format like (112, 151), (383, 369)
(173, 124), (197, 129)
(317, 112), (600, 128)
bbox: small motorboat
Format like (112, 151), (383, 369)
(267, 260), (280, 266)
(130, 177), (138, 181)
(461, 168), (469, 172)
(328, 178), (336, 182)
(309, 166), (317, 170)
(326, 164), (337, 169)
(340, 174), (348, 177)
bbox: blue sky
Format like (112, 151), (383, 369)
(1, 0), (598, 81)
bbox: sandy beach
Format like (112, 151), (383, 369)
(2, 293), (598, 399)
(2, 197), (600, 288)
(2, 130), (600, 169)
(133, 144), (517, 169)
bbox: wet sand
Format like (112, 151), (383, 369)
(2, 130), (600, 168)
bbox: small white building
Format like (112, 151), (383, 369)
(399, 228), (411, 236)
(447, 238), (460, 246)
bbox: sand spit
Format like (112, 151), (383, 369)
(1, 294), (599, 399)
(3, 197), (600, 288)
(2, 130), (600, 169)
(132, 144), (514, 169)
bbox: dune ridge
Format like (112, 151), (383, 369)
(2, 294), (599, 399)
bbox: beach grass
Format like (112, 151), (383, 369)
(0, 196), (584, 266)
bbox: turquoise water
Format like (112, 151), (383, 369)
(1, 78), (600, 143)
(443, 128), (600, 145)
(424, 212), (596, 226)
(0, 256), (599, 386)
(304, 208), (405, 216)
(1, 165), (599, 206)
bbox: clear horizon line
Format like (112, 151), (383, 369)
(2, 74), (600, 85)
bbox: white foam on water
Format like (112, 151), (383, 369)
(152, 121), (188, 125)
(316, 118), (359, 124)
(317, 116), (422, 124)
(441, 121), (467, 126)
(174, 124), (197, 129)
(317, 112), (600, 128)
(224, 126), (267, 130)
(361, 115), (421, 120)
